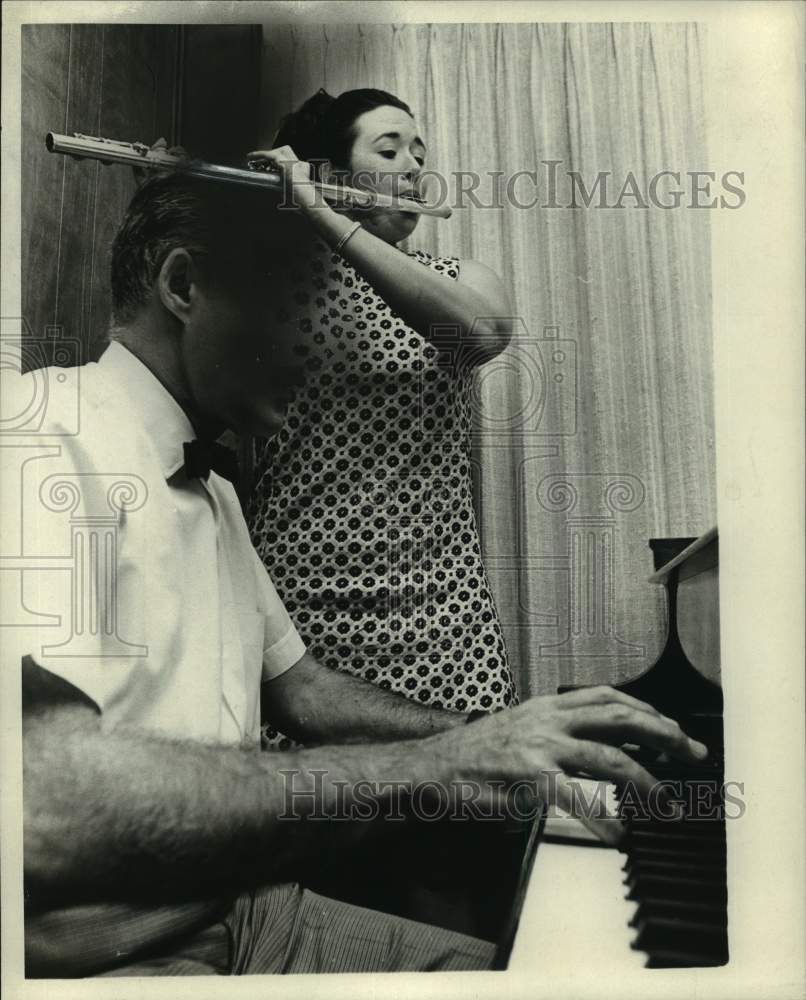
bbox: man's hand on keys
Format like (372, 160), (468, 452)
(439, 686), (708, 845)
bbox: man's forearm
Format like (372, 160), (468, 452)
(23, 702), (449, 899)
(262, 652), (469, 745)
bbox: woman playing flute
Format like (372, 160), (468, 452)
(247, 89), (518, 743)
(246, 86), (523, 935)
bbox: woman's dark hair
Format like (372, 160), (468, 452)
(273, 88), (413, 178)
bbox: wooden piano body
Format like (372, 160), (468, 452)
(501, 527), (728, 971)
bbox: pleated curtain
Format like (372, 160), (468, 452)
(259, 22), (716, 697)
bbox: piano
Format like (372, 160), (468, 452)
(499, 527), (728, 971)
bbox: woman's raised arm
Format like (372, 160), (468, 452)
(250, 144), (515, 363)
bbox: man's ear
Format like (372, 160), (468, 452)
(157, 248), (200, 324)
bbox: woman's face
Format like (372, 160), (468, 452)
(340, 104), (427, 245)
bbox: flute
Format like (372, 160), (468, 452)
(45, 132), (452, 219)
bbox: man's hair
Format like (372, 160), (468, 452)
(110, 171), (283, 325)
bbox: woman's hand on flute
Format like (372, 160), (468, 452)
(131, 137), (187, 186)
(246, 145), (319, 210)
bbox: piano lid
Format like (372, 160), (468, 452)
(649, 527), (720, 682)
(608, 526), (723, 730)
(648, 527), (718, 584)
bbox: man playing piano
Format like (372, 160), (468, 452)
(19, 171), (710, 977)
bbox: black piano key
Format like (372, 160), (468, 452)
(624, 859), (724, 884)
(623, 843), (725, 869)
(625, 864), (728, 893)
(624, 872), (724, 898)
(619, 756), (724, 779)
(624, 828), (726, 851)
(629, 897), (727, 928)
(615, 780), (725, 804)
(624, 844), (726, 866)
(615, 781), (727, 813)
(644, 947), (728, 969)
(621, 815), (727, 836)
(680, 714), (726, 752)
(633, 916), (728, 958)
(626, 873), (727, 906)
(623, 833), (726, 857)
(646, 951), (728, 969)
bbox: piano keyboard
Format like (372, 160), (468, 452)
(508, 837), (646, 972)
(506, 762), (729, 971)
(505, 783), (647, 971)
(616, 744), (728, 968)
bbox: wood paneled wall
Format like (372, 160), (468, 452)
(22, 24), (180, 366)
(21, 24), (262, 369)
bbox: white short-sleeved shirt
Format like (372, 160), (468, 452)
(16, 341), (305, 745)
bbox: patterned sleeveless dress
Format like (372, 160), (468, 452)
(248, 235), (517, 747)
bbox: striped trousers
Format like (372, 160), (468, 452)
(27, 883), (496, 977)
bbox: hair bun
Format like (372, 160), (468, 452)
(305, 88), (336, 116)
(274, 89), (336, 159)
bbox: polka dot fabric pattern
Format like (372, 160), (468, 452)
(248, 241), (517, 748)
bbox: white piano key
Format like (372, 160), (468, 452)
(507, 842), (647, 973)
(541, 777), (623, 842)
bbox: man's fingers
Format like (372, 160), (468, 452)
(557, 738), (687, 811)
(566, 704), (709, 762)
(247, 146), (297, 161)
(552, 685), (667, 720)
(246, 146), (299, 160)
(551, 773), (625, 847)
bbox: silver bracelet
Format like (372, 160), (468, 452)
(333, 221), (362, 255)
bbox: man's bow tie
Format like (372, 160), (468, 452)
(182, 440), (240, 484)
